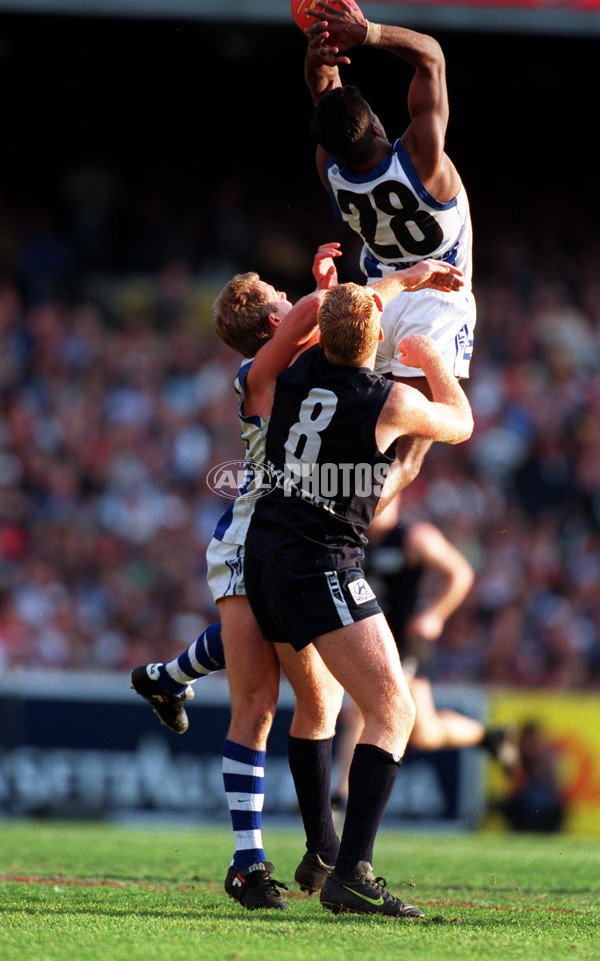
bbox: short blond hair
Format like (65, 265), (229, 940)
(318, 283), (380, 365)
(211, 272), (272, 358)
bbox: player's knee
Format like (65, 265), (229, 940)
(393, 688), (416, 739)
(292, 694), (341, 738)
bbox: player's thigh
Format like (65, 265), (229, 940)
(314, 613), (410, 719)
(217, 595), (280, 702)
(278, 643), (344, 734)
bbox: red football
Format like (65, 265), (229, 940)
(290, 0), (362, 33)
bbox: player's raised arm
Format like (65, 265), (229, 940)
(376, 334), (473, 452)
(245, 243), (342, 414)
(380, 26), (450, 184)
(304, 21), (346, 104)
(312, 241), (342, 289)
(302, 11), (349, 190)
(305, 2), (451, 188)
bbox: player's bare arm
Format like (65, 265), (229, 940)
(356, 260), (463, 328)
(404, 522), (475, 638)
(245, 243), (341, 416)
(376, 380), (472, 454)
(375, 334), (473, 452)
(400, 31), (454, 191)
(304, 20), (345, 103)
(371, 259), (463, 303)
(308, 3), (458, 197)
(244, 291), (322, 418)
(397, 334), (472, 421)
(304, 19), (344, 188)
(311, 240), (342, 290)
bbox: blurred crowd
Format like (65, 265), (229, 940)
(0, 157), (599, 689)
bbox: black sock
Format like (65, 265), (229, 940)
(335, 743), (400, 878)
(288, 735), (340, 864)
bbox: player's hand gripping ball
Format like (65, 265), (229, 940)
(290, 0), (361, 33)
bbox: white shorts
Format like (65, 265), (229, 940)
(374, 287), (476, 379)
(206, 537), (246, 602)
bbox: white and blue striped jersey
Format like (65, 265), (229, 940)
(211, 359), (269, 548)
(325, 138), (473, 289)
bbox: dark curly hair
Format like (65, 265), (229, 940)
(310, 86), (377, 166)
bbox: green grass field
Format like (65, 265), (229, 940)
(0, 820), (598, 961)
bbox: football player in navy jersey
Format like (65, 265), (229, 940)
(244, 283), (473, 916)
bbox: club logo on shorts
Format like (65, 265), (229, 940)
(348, 577), (376, 605)
(206, 460), (277, 500)
(455, 323), (473, 362)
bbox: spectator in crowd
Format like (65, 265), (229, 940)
(493, 721), (567, 833)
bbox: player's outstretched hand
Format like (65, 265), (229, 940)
(305, 20), (351, 66)
(400, 259), (464, 293)
(312, 241), (342, 289)
(306, 1), (368, 54)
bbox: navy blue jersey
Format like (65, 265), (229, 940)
(363, 525), (423, 652)
(246, 346), (395, 570)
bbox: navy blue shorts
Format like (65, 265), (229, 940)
(244, 550), (382, 652)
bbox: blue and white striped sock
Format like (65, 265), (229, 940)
(222, 738), (267, 870)
(159, 622), (226, 695)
